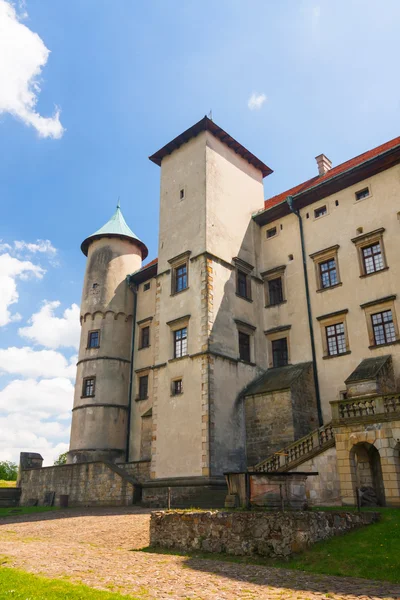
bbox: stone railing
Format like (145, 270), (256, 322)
(331, 393), (400, 423)
(252, 422), (334, 473)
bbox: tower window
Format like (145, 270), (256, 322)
(87, 330), (100, 349)
(172, 263), (188, 294)
(314, 205), (327, 219)
(140, 326), (150, 349)
(138, 375), (149, 400)
(174, 327), (188, 358)
(172, 379), (183, 395)
(271, 338), (288, 368)
(92, 283), (98, 289)
(82, 377), (95, 398)
(238, 331), (251, 362)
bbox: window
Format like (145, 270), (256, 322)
(271, 338), (288, 367)
(174, 263), (188, 293)
(138, 375), (148, 400)
(237, 270), (251, 299)
(180, 188), (185, 200)
(314, 205), (327, 219)
(172, 379), (183, 395)
(238, 331), (251, 362)
(355, 187), (370, 201)
(320, 259), (338, 288)
(371, 310), (396, 346)
(92, 283), (98, 289)
(88, 330), (100, 348)
(362, 243), (384, 275)
(82, 377), (95, 397)
(268, 277), (283, 306)
(326, 322), (346, 356)
(174, 327), (188, 358)
(144, 282), (150, 291)
(140, 326), (150, 349)
(266, 226), (277, 239)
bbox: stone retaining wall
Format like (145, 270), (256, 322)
(19, 461), (138, 507)
(150, 510), (379, 558)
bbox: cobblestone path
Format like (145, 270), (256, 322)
(0, 507), (399, 600)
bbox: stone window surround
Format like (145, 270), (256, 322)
(234, 318), (256, 364)
(264, 324), (291, 369)
(309, 245), (342, 292)
(166, 314), (191, 361)
(81, 376), (96, 398)
(233, 257), (254, 303)
(261, 265), (287, 307)
(360, 295), (399, 349)
(351, 228), (388, 278)
(136, 370), (150, 401)
(354, 182), (372, 203)
(87, 329), (100, 349)
(137, 316), (153, 350)
(316, 309), (351, 360)
(171, 377), (183, 396)
(168, 250), (191, 296)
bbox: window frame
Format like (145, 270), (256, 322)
(261, 265), (287, 307)
(171, 378), (183, 396)
(174, 327), (188, 359)
(325, 322), (347, 357)
(352, 228), (388, 278)
(314, 205), (328, 219)
(168, 251), (191, 296)
(361, 242), (385, 276)
(238, 331), (251, 362)
(360, 295), (399, 349)
(266, 226), (278, 239)
(271, 337), (289, 368)
(234, 319), (256, 364)
(82, 376), (96, 398)
(371, 310), (397, 346)
(233, 257), (254, 302)
(317, 309), (350, 359)
(267, 276), (284, 306)
(264, 325), (291, 369)
(139, 325), (150, 349)
(87, 330), (100, 349)
(309, 245), (341, 292)
(355, 186), (370, 201)
(138, 374), (149, 400)
(143, 282), (151, 291)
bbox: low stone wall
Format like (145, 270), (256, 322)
(150, 510), (379, 558)
(19, 461), (138, 507)
(0, 487), (21, 508)
(122, 460), (151, 483)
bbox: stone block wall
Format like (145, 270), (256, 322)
(122, 460), (151, 483)
(19, 461), (137, 507)
(150, 510), (379, 558)
(292, 446), (341, 506)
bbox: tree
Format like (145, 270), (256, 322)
(0, 461), (18, 481)
(54, 452), (67, 466)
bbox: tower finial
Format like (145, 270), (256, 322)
(117, 197), (121, 209)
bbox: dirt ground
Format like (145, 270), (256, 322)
(0, 507), (399, 600)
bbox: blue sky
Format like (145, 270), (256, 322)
(0, 0), (399, 464)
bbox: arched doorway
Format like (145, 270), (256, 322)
(350, 442), (385, 506)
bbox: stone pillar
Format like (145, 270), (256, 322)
(17, 452), (43, 486)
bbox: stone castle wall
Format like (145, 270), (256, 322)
(292, 445), (341, 505)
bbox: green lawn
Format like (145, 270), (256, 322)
(0, 506), (59, 518)
(0, 566), (139, 600)
(142, 508), (400, 583)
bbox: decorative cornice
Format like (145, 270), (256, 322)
(234, 318), (257, 331)
(137, 316), (153, 325)
(72, 403), (128, 412)
(316, 309), (349, 321)
(168, 250), (191, 265)
(264, 324), (291, 335)
(351, 227), (385, 244)
(260, 264), (286, 278)
(360, 295), (396, 309)
(309, 244), (340, 260)
(77, 356), (130, 366)
(166, 314), (191, 327)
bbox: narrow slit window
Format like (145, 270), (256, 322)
(371, 310), (396, 346)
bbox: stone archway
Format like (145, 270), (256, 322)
(350, 442), (385, 506)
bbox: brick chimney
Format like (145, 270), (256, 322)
(315, 154), (332, 176)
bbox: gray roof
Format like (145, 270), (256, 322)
(242, 362), (312, 397)
(345, 355), (392, 384)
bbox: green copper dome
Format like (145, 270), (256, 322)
(81, 203), (148, 259)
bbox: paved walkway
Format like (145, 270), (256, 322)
(0, 507), (399, 599)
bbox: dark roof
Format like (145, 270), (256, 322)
(149, 116), (273, 178)
(128, 257), (158, 285)
(345, 355), (392, 384)
(242, 362), (312, 396)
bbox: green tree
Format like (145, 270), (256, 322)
(54, 451), (67, 466)
(0, 460), (18, 481)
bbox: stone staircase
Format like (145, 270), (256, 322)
(251, 422), (335, 473)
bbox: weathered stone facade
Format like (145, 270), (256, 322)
(150, 510), (379, 558)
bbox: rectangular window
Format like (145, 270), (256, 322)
(88, 330), (100, 348)
(266, 226), (277, 239)
(139, 375), (148, 400)
(172, 379), (183, 395)
(174, 327), (188, 358)
(82, 377), (95, 397)
(319, 259), (338, 288)
(140, 326), (150, 349)
(237, 270), (250, 299)
(362, 243), (384, 275)
(314, 205), (327, 219)
(371, 310), (396, 346)
(271, 338), (288, 368)
(268, 277), (283, 306)
(356, 187), (370, 201)
(326, 322), (346, 356)
(238, 331), (251, 362)
(174, 263), (188, 293)
(144, 282), (150, 291)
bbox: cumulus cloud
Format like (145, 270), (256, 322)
(19, 301), (80, 350)
(0, 0), (64, 138)
(0, 346), (76, 379)
(248, 92), (267, 110)
(14, 239), (57, 256)
(0, 377), (74, 417)
(0, 253), (45, 326)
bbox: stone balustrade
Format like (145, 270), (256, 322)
(330, 393), (400, 423)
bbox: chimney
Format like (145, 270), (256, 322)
(315, 154), (332, 176)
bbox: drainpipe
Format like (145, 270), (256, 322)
(126, 277), (138, 462)
(287, 195), (323, 427)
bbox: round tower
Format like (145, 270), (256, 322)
(68, 203), (148, 464)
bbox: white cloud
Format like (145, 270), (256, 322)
(19, 301), (80, 350)
(0, 0), (64, 138)
(0, 252), (45, 326)
(0, 377), (74, 417)
(14, 239), (57, 256)
(0, 346), (76, 379)
(248, 92), (267, 110)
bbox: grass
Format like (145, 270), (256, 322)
(0, 506), (59, 518)
(0, 566), (140, 599)
(140, 507), (400, 584)
(0, 480), (16, 488)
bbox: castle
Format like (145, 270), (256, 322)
(19, 117), (400, 507)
